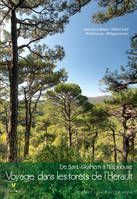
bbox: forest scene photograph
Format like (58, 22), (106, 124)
(0, 0), (137, 198)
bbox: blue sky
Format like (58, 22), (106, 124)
(44, 1), (137, 97)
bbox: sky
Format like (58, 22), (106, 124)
(3, 1), (136, 97)
(43, 1), (137, 97)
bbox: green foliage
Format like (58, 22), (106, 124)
(0, 81), (137, 163)
(102, 38), (137, 92)
(36, 143), (81, 162)
(110, 88), (137, 105)
(1, 163), (137, 199)
(91, 0), (137, 23)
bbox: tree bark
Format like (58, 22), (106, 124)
(111, 129), (117, 162)
(75, 130), (79, 151)
(5, 105), (9, 161)
(92, 140), (95, 161)
(121, 105), (129, 163)
(68, 124), (72, 148)
(24, 98), (32, 158)
(24, 124), (31, 158)
(91, 132), (98, 161)
(24, 90), (41, 158)
(122, 136), (129, 162)
(7, 10), (18, 162)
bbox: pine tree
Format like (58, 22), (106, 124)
(0, 0), (91, 161)
(46, 83), (92, 148)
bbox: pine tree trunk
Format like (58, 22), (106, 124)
(122, 136), (129, 162)
(68, 124), (72, 148)
(91, 132), (98, 162)
(24, 91), (41, 158)
(24, 124), (31, 158)
(24, 99), (32, 158)
(75, 131), (79, 151)
(7, 10), (18, 162)
(112, 129), (117, 162)
(92, 140), (95, 161)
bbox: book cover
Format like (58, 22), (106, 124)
(0, 0), (137, 198)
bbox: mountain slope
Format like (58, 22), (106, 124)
(88, 95), (113, 104)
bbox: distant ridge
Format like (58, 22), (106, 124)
(88, 95), (113, 104)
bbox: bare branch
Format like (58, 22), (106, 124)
(0, 9), (10, 25)
(1, 0), (10, 9)
(112, 148), (122, 153)
(32, 90), (42, 114)
(18, 37), (43, 49)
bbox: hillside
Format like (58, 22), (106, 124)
(88, 95), (113, 104)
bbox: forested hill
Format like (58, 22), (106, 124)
(88, 95), (113, 104)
